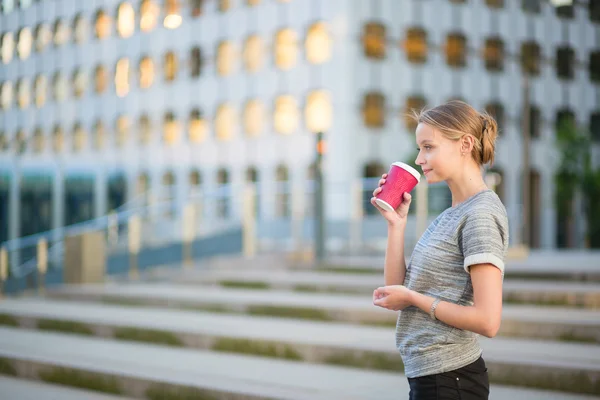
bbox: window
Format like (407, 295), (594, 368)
(305, 90), (332, 133)
(522, 0), (541, 13)
(216, 168), (229, 218)
(73, 14), (89, 44)
(218, 0), (230, 12)
(556, 46), (575, 80)
(33, 127), (44, 153)
(140, 0), (159, 32)
(275, 29), (298, 70)
(484, 37), (504, 72)
(53, 72), (68, 102)
(274, 96), (299, 134)
(591, 112), (600, 142)
(306, 22), (331, 65)
(363, 22), (386, 60)
(73, 69), (87, 98)
(521, 41), (541, 76)
(485, 102), (505, 134)
(72, 123), (86, 152)
(1, 32), (14, 64)
(275, 165), (290, 218)
(17, 27), (32, 60)
(363, 92), (385, 128)
(15, 129), (26, 154)
(216, 104), (236, 140)
(116, 115), (130, 147)
(95, 65), (109, 94)
(589, 51), (600, 83)
(243, 35), (264, 72)
(0, 81), (13, 110)
(404, 27), (427, 64)
(190, 47), (203, 77)
(95, 10), (112, 39)
(485, 0), (503, 8)
(591, 1), (600, 23)
(217, 41), (235, 76)
(35, 23), (52, 52)
(115, 58), (130, 97)
(445, 33), (467, 68)
(247, 0), (261, 5)
(528, 105), (541, 139)
(164, 1), (182, 30)
(556, 4), (574, 19)
(139, 114), (152, 145)
(404, 96), (427, 132)
(164, 51), (178, 81)
(189, 109), (207, 143)
(555, 108), (575, 139)
(243, 100), (265, 137)
(16, 78), (30, 109)
(34, 75), (47, 107)
(117, 2), (135, 38)
(53, 19), (70, 46)
(139, 56), (154, 88)
(0, 131), (6, 151)
(52, 125), (64, 153)
(190, 0), (204, 17)
(1, 0), (14, 14)
(93, 120), (106, 150)
(363, 162), (385, 215)
(163, 111), (180, 144)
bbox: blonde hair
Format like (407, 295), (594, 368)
(410, 100), (498, 167)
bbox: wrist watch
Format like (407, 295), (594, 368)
(429, 298), (441, 320)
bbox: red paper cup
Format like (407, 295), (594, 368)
(375, 162), (421, 212)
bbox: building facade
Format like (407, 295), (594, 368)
(0, 0), (599, 249)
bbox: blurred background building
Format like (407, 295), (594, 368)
(0, 0), (599, 252)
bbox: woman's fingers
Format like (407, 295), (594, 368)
(379, 178), (386, 186)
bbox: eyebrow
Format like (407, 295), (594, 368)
(417, 140), (434, 145)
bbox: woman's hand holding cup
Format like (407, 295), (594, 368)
(370, 162), (420, 227)
(371, 174), (412, 225)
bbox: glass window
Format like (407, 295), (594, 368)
(555, 108), (575, 138)
(15, 129), (27, 154)
(73, 69), (87, 98)
(189, 0), (204, 17)
(1, 32), (14, 64)
(305, 90), (332, 133)
(2, 81), (14, 109)
(34, 75), (47, 107)
(2, 0), (15, 14)
(116, 115), (130, 148)
(363, 92), (385, 128)
(274, 95), (299, 134)
(190, 47), (203, 77)
(139, 56), (154, 88)
(53, 73), (68, 101)
(485, 102), (505, 134)
(363, 22), (386, 59)
(33, 127), (44, 153)
(217, 41), (235, 76)
(306, 22), (331, 65)
(528, 105), (542, 139)
(52, 125), (64, 153)
(243, 99), (265, 137)
(139, 114), (152, 145)
(164, 51), (178, 81)
(35, 23), (52, 52)
(522, 0), (541, 13)
(95, 10), (112, 39)
(590, 51), (600, 83)
(556, 46), (575, 80)
(17, 27), (32, 60)
(591, 112), (600, 142)
(189, 108), (207, 143)
(115, 58), (130, 97)
(404, 27), (427, 64)
(16, 78), (30, 109)
(163, 0), (182, 29)
(73, 14), (89, 44)
(275, 28), (298, 70)
(243, 35), (264, 72)
(591, 1), (600, 23)
(218, 0), (230, 12)
(163, 111), (180, 144)
(556, 4), (574, 19)
(20, 0), (32, 9)
(117, 2), (135, 38)
(485, 0), (503, 8)
(521, 41), (541, 76)
(445, 33), (467, 68)
(0, 131), (6, 151)
(93, 120), (106, 150)
(216, 103), (236, 140)
(247, 0), (261, 5)
(95, 65), (109, 94)
(404, 96), (427, 132)
(72, 123), (86, 152)
(484, 37), (504, 72)
(140, 0), (159, 32)
(53, 19), (71, 46)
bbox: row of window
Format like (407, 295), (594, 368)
(484, 0), (599, 22)
(0, 91), (333, 153)
(1, 100), (598, 156)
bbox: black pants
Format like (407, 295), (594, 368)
(407, 356), (489, 400)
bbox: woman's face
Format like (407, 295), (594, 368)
(414, 123), (462, 184)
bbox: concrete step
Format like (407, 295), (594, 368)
(0, 326), (597, 400)
(144, 268), (600, 309)
(0, 376), (137, 400)
(47, 282), (600, 344)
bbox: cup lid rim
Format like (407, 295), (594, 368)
(391, 162), (421, 181)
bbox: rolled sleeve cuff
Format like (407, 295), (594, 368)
(464, 253), (505, 274)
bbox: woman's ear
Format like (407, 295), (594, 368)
(460, 135), (475, 154)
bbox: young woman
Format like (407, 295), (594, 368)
(370, 101), (509, 399)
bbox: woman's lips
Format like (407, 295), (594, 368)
(423, 169), (432, 175)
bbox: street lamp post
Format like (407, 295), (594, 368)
(314, 131), (326, 263)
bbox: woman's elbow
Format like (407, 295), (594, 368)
(481, 319), (501, 338)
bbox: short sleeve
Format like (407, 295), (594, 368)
(460, 211), (508, 274)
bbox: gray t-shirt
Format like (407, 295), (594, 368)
(396, 189), (509, 378)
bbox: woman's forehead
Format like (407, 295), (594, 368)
(415, 123), (438, 144)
